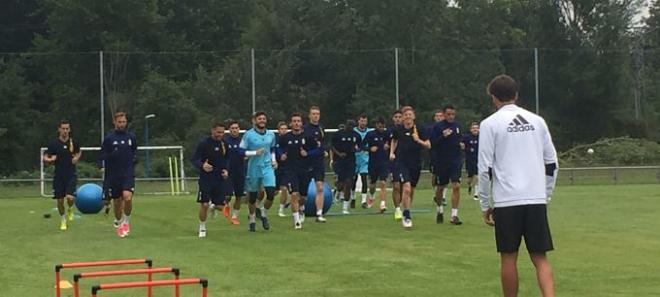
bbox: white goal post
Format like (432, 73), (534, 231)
(39, 145), (186, 197)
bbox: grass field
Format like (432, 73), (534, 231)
(0, 184), (659, 297)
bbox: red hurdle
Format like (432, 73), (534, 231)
(91, 278), (208, 297)
(73, 267), (180, 297)
(55, 258), (152, 297)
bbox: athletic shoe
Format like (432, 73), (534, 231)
(67, 208), (74, 221)
(294, 222), (302, 230)
(248, 222), (256, 232)
(350, 200), (356, 209)
(299, 212), (305, 223)
(436, 212), (444, 224)
(394, 208), (402, 221)
(122, 223), (131, 236)
(450, 216), (463, 225)
(117, 223), (128, 238)
(379, 205), (387, 214)
(316, 216), (327, 223)
(231, 217), (240, 225)
(473, 194), (479, 201)
(402, 218), (413, 228)
(278, 209), (286, 217)
(255, 208), (262, 219)
(223, 205), (231, 218)
(367, 197), (375, 208)
(361, 202), (368, 209)
(261, 217), (270, 230)
(342, 209), (350, 215)
(198, 229), (207, 238)
(59, 220), (67, 231)
(113, 220), (121, 229)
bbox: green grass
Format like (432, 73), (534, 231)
(0, 184), (659, 296)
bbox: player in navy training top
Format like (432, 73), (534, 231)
(43, 120), (81, 231)
(430, 105), (464, 225)
(303, 105), (330, 221)
(387, 110), (404, 221)
(275, 121), (290, 218)
(98, 112), (137, 238)
(332, 120), (361, 215)
(389, 106), (430, 228)
(222, 120), (246, 225)
(364, 118), (390, 213)
(192, 122), (230, 238)
(462, 122), (480, 200)
(280, 113), (322, 228)
(427, 110), (448, 213)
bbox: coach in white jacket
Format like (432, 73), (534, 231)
(478, 74), (558, 297)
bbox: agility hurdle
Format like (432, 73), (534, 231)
(91, 278), (208, 297)
(74, 267), (179, 297)
(55, 258), (152, 297)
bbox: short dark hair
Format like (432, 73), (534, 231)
(277, 121), (288, 129)
(253, 111), (267, 119)
(290, 112), (303, 121)
(309, 105), (320, 112)
(392, 110), (402, 116)
(345, 119), (356, 130)
(442, 104), (455, 112)
(114, 112), (126, 120)
(488, 74), (518, 102)
(470, 121), (479, 128)
(357, 114), (367, 120)
(226, 119), (239, 128)
(59, 120), (70, 127)
(212, 122), (226, 129)
(374, 117), (385, 125)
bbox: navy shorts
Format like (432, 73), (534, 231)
(284, 169), (311, 196)
(104, 176), (135, 199)
(368, 162), (388, 183)
(309, 160), (325, 182)
(276, 168), (287, 187)
(394, 163), (421, 187)
(53, 175), (77, 199)
(435, 161), (462, 186)
(224, 173), (245, 198)
(197, 182), (226, 205)
(334, 159), (355, 183)
(494, 204), (554, 254)
(466, 160), (478, 177)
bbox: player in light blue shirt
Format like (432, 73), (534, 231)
(239, 111), (278, 232)
(353, 114), (372, 208)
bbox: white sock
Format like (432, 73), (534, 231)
(437, 205), (444, 214)
(316, 209), (322, 216)
(339, 192), (345, 200)
(262, 208), (268, 218)
(380, 200), (386, 207)
(300, 205), (305, 211)
(343, 201), (349, 210)
(395, 206), (401, 212)
(123, 215), (130, 224)
(279, 204), (285, 211)
(61, 215), (66, 221)
(442, 188), (447, 199)
(209, 203), (215, 210)
(199, 221), (206, 230)
(293, 212), (300, 224)
(451, 208), (458, 217)
(361, 193), (367, 203)
(249, 214), (256, 223)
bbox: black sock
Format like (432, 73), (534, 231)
(403, 209), (411, 220)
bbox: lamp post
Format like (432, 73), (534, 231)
(144, 114), (156, 177)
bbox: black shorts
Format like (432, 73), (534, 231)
(429, 163), (437, 175)
(53, 175), (77, 199)
(334, 159), (355, 183)
(368, 162), (388, 183)
(197, 182), (226, 205)
(494, 204), (554, 254)
(224, 173), (245, 198)
(284, 169), (311, 196)
(309, 161), (325, 182)
(104, 176), (135, 199)
(466, 160), (478, 177)
(435, 161), (462, 186)
(394, 163), (421, 187)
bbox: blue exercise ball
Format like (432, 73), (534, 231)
(304, 179), (333, 216)
(75, 183), (104, 214)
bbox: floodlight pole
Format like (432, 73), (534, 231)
(534, 48), (539, 114)
(100, 51), (105, 142)
(395, 47), (400, 109)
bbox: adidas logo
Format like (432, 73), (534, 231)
(507, 114), (535, 132)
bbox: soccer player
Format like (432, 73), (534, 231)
(275, 121), (290, 218)
(462, 122), (480, 200)
(353, 114), (372, 208)
(98, 112), (137, 238)
(223, 120), (245, 225)
(364, 118), (389, 213)
(388, 110), (404, 221)
(331, 120), (361, 214)
(43, 120), (81, 230)
(431, 105), (464, 225)
(478, 74), (557, 297)
(428, 110), (447, 209)
(240, 111), (278, 232)
(192, 122), (230, 238)
(280, 113), (321, 229)
(389, 106), (430, 228)
(303, 105), (328, 222)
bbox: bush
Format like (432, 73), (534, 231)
(559, 137), (660, 167)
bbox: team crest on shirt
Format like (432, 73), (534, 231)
(63, 145), (67, 149)
(214, 147), (219, 151)
(121, 140), (125, 144)
(302, 138), (306, 145)
(113, 141), (118, 145)
(128, 139), (132, 146)
(405, 132), (410, 136)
